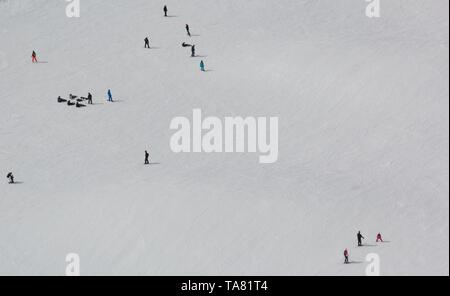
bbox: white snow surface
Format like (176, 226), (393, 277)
(0, 0), (448, 276)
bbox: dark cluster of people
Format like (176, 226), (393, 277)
(57, 93), (93, 108)
(343, 231), (385, 264)
(57, 90), (115, 107)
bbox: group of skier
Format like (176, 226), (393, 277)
(25, 6), (207, 183)
(182, 24), (206, 72)
(57, 90), (113, 106)
(343, 231), (385, 264)
(144, 5), (206, 72)
(57, 92), (95, 108)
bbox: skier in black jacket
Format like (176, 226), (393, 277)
(145, 150), (150, 165)
(357, 231), (365, 246)
(6, 172), (14, 184)
(185, 24), (191, 37)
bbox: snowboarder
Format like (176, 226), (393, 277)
(200, 60), (205, 72)
(191, 45), (196, 57)
(144, 37), (150, 49)
(185, 24), (191, 37)
(163, 5), (168, 17)
(357, 231), (365, 246)
(376, 233), (384, 243)
(145, 150), (150, 165)
(31, 51), (37, 63)
(344, 249), (349, 264)
(107, 89), (113, 102)
(6, 172), (14, 184)
(182, 42), (192, 48)
(87, 92), (93, 105)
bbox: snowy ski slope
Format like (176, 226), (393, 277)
(0, 0), (448, 275)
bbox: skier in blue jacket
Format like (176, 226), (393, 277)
(107, 89), (113, 102)
(200, 60), (205, 72)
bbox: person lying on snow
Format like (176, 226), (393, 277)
(57, 96), (67, 103)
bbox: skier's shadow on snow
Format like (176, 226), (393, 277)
(36, 61), (48, 64)
(348, 261), (364, 265)
(166, 15), (179, 18)
(360, 244), (378, 247)
(190, 34), (200, 37)
(10, 181), (24, 185)
(144, 163), (161, 167)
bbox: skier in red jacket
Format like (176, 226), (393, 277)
(31, 51), (38, 63)
(376, 233), (384, 242)
(344, 249), (349, 264)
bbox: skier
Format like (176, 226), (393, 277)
(182, 42), (192, 48)
(144, 37), (150, 49)
(200, 60), (205, 72)
(87, 92), (93, 105)
(357, 231), (365, 247)
(107, 89), (113, 102)
(145, 150), (150, 165)
(376, 233), (384, 243)
(185, 24), (191, 37)
(31, 51), (38, 63)
(6, 172), (14, 184)
(163, 5), (168, 17)
(191, 45), (196, 57)
(344, 249), (349, 264)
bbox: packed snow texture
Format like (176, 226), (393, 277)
(0, 0), (448, 275)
